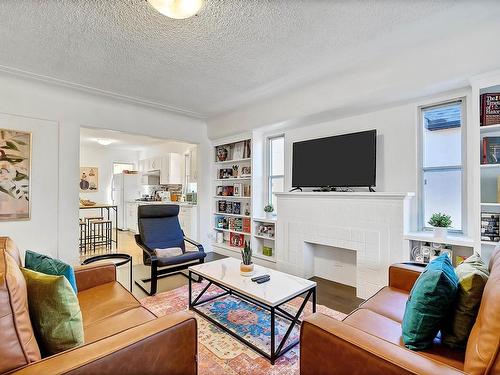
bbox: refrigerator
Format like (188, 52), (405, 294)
(112, 173), (142, 230)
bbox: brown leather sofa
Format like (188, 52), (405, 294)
(0, 237), (198, 375)
(301, 249), (500, 375)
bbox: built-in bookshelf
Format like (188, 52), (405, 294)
(211, 134), (276, 265)
(474, 76), (500, 260)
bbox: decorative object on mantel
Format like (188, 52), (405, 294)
(79, 167), (98, 192)
(240, 241), (254, 276)
(264, 203), (274, 219)
(428, 212), (452, 239)
(0, 128), (31, 221)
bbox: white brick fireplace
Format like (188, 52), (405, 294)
(275, 192), (414, 299)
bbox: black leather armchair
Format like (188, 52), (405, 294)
(134, 204), (206, 295)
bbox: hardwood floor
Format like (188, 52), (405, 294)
(91, 230), (365, 314)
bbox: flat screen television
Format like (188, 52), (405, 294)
(292, 130), (376, 188)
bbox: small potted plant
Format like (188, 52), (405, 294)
(240, 241), (254, 276)
(264, 204), (274, 219)
(428, 213), (452, 238)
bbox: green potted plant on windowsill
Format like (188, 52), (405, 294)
(264, 204), (274, 219)
(428, 213), (452, 239)
(240, 241), (254, 276)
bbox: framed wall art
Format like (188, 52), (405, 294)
(80, 167), (98, 192)
(0, 128), (32, 221)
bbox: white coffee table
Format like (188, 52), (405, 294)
(188, 257), (317, 364)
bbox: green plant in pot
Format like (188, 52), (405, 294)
(264, 204), (274, 219)
(428, 213), (452, 239)
(240, 241), (254, 276)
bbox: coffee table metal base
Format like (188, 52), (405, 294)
(188, 270), (316, 365)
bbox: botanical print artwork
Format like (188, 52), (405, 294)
(80, 167), (98, 192)
(0, 129), (31, 221)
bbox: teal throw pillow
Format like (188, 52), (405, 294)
(402, 254), (458, 350)
(25, 250), (77, 293)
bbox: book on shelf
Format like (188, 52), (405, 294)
(481, 212), (500, 242)
(482, 137), (500, 164)
(480, 93), (500, 126)
(229, 232), (245, 247)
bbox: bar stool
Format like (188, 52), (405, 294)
(79, 219), (87, 254)
(89, 220), (112, 253)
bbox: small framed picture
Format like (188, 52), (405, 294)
(232, 141), (245, 160)
(240, 166), (251, 177)
(233, 183), (242, 197)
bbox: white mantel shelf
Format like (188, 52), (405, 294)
(275, 192), (415, 200)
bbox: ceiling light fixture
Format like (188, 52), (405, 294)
(147, 0), (203, 19)
(96, 138), (115, 146)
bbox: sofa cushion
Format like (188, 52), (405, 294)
(0, 241), (41, 374)
(77, 281), (142, 327)
(83, 306), (156, 344)
(402, 254), (458, 350)
(465, 248), (500, 375)
(345, 309), (465, 370)
(21, 268), (84, 356)
(358, 286), (409, 323)
(442, 253), (489, 349)
(25, 250), (78, 293)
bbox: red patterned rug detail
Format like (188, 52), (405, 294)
(141, 282), (346, 375)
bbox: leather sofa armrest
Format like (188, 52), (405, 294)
(74, 262), (116, 292)
(388, 263), (424, 292)
(300, 313), (464, 375)
(9, 311), (197, 375)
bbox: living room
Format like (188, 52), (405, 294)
(1, 1), (499, 374)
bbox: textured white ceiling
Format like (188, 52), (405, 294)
(0, 1), (483, 118)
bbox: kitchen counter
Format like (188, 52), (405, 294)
(127, 200), (196, 207)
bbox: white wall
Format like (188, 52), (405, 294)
(0, 72), (210, 264)
(80, 145), (139, 204)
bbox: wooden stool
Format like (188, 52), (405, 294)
(89, 220), (112, 252)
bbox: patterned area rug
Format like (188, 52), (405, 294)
(141, 282), (346, 375)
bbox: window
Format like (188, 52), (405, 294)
(113, 163), (135, 174)
(420, 99), (465, 232)
(268, 135), (285, 211)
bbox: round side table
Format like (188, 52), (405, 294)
(81, 253), (132, 292)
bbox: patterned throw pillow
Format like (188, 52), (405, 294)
(442, 253), (489, 348)
(21, 268), (84, 356)
(402, 254), (458, 350)
(25, 250), (77, 293)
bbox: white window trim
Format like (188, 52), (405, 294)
(417, 97), (467, 234)
(266, 134), (285, 206)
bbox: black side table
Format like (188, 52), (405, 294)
(81, 253), (133, 292)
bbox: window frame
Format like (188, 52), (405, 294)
(417, 97), (467, 233)
(267, 134), (285, 209)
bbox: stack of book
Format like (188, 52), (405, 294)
(481, 212), (500, 242)
(480, 93), (500, 126)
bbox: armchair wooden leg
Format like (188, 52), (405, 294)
(150, 259), (158, 295)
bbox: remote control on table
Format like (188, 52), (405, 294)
(251, 274), (270, 282)
(256, 276), (270, 284)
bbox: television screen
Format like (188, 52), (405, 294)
(292, 130), (376, 188)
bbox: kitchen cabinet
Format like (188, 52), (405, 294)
(126, 202), (139, 233)
(160, 153), (182, 185)
(188, 147), (198, 182)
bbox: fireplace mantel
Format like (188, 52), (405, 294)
(275, 191), (415, 299)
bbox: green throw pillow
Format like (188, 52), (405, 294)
(442, 253), (489, 348)
(25, 250), (77, 293)
(21, 268), (84, 356)
(402, 254), (458, 350)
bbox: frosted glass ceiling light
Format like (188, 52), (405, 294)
(148, 0), (204, 19)
(96, 139), (115, 146)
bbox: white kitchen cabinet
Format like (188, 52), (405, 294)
(189, 147), (198, 182)
(160, 153), (182, 185)
(150, 157), (161, 171)
(179, 205), (197, 239)
(127, 202), (139, 233)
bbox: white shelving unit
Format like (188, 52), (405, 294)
(472, 74), (500, 261)
(211, 133), (276, 267)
